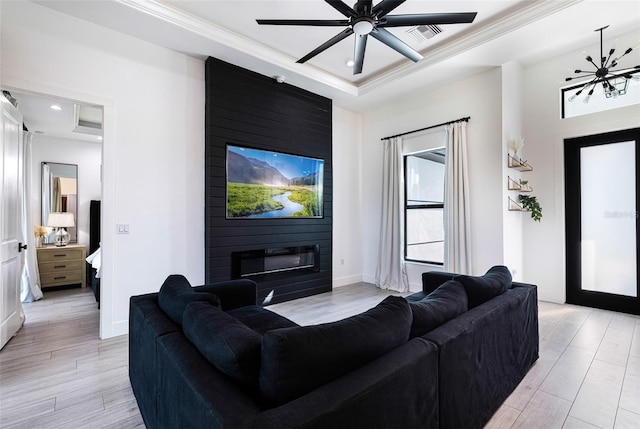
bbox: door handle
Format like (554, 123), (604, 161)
(18, 242), (28, 252)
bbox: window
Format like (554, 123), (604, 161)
(404, 148), (445, 265)
(561, 71), (640, 119)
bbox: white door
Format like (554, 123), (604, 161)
(1, 94), (25, 350)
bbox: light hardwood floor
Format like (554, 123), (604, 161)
(1, 284), (639, 429)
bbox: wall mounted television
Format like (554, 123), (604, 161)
(226, 144), (324, 219)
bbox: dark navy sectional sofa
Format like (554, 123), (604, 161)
(129, 266), (538, 429)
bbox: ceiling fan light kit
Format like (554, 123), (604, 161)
(257, 0), (477, 75)
(353, 17), (374, 35)
(565, 25), (640, 103)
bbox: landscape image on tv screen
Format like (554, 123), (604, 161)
(226, 144), (324, 218)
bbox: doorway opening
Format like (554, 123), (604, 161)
(5, 88), (104, 327)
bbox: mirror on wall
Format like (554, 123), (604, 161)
(42, 162), (78, 244)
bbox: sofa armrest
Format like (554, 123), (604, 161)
(255, 338), (439, 429)
(421, 271), (457, 294)
(422, 285), (539, 429)
(195, 279), (257, 310)
(155, 332), (262, 429)
(129, 293), (180, 429)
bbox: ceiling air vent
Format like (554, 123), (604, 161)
(405, 24), (443, 43)
(73, 104), (102, 136)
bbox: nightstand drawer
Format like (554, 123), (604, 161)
(38, 259), (83, 274)
(36, 245), (87, 289)
(37, 248), (83, 263)
(39, 270), (83, 286)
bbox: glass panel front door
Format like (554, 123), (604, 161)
(565, 128), (640, 314)
(580, 141), (637, 297)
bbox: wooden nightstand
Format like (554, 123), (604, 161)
(36, 244), (86, 289)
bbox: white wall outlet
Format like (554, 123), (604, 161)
(117, 224), (130, 234)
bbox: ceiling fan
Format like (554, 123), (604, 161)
(257, 0), (477, 75)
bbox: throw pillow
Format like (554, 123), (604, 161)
(259, 295), (412, 406)
(409, 280), (468, 338)
(158, 274), (220, 326)
(455, 265), (512, 308)
(183, 301), (262, 387)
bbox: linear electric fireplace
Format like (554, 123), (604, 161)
(231, 245), (320, 279)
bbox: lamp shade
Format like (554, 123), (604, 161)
(47, 212), (75, 228)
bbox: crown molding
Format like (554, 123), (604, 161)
(358, 0), (583, 96)
(114, 0), (582, 99)
(115, 0), (358, 96)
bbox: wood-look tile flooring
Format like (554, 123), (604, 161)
(1, 284), (639, 428)
(0, 287), (144, 429)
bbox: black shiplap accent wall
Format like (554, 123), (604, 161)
(205, 57), (332, 305)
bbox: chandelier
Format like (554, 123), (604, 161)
(565, 25), (640, 103)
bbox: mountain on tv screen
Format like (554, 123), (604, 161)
(226, 144), (324, 219)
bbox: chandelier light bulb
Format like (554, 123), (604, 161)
(583, 93), (591, 103)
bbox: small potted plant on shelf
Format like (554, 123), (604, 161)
(518, 179), (530, 191)
(518, 195), (542, 221)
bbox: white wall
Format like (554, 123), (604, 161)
(501, 61), (525, 281)
(1, 1), (205, 337)
(332, 106), (364, 287)
(522, 30), (640, 303)
(361, 68), (505, 291)
(30, 135), (102, 248)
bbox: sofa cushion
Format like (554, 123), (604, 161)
(183, 301), (262, 387)
(408, 280), (468, 338)
(455, 265), (512, 308)
(421, 271), (457, 295)
(227, 305), (298, 334)
(259, 295), (412, 406)
(158, 275), (220, 326)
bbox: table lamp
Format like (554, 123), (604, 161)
(47, 212), (75, 247)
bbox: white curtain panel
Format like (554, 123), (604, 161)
(21, 132), (43, 303)
(375, 137), (409, 292)
(444, 121), (472, 274)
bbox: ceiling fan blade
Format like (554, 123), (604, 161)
(257, 19), (349, 26)
(325, 0), (357, 18)
(379, 12), (477, 27)
(372, 0), (406, 18)
(370, 27), (422, 62)
(354, 0), (373, 14)
(353, 34), (368, 74)
(297, 28), (354, 64)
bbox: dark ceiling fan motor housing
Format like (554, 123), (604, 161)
(257, 0), (477, 74)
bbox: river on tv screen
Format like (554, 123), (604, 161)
(226, 145), (324, 218)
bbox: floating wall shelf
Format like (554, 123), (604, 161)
(507, 176), (532, 192)
(508, 196), (529, 212)
(508, 154), (533, 171)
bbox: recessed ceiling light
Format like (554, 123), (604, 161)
(346, 60), (355, 67)
(50, 104), (62, 111)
